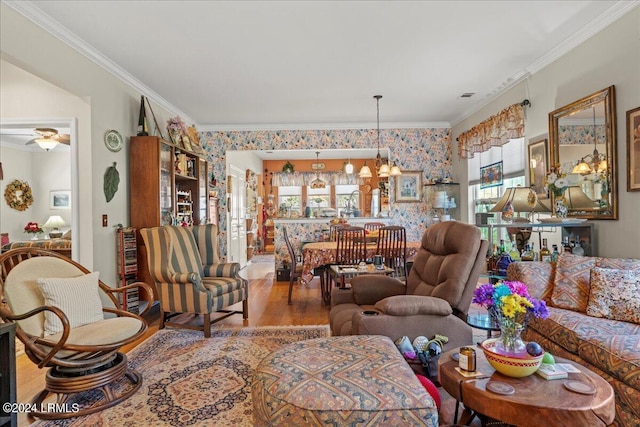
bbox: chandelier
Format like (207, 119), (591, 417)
(360, 95), (401, 178)
(572, 106), (607, 174)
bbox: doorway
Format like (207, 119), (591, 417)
(0, 117), (78, 261)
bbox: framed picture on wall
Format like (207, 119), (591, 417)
(480, 161), (503, 189)
(395, 171), (422, 203)
(50, 190), (71, 209)
(528, 137), (549, 199)
(627, 106), (640, 191)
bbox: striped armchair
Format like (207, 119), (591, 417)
(140, 224), (248, 337)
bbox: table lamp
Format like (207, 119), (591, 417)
(564, 186), (600, 212)
(490, 187), (550, 223)
(44, 215), (67, 238)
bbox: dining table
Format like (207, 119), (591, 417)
(300, 240), (422, 287)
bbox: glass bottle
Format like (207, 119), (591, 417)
(508, 234), (521, 261)
(551, 244), (560, 262)
(521, 244), (535, 261)
(572, 240), (585, 256)
(539, 238), (551, 262)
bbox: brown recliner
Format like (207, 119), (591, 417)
(329, 221), (488, 350)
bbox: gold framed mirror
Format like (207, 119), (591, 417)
(549, 86), (617, 219)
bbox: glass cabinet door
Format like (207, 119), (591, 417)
(198, 159), (209, 224)
(160, 143), (174, 225)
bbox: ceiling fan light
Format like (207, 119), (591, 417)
(35, 137), (58, 151)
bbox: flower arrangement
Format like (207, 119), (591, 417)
(473, 281), (549, 354)
(544, 165), (569, 197)
(167, 116), (187, 132)
(23, 221), (44, 235)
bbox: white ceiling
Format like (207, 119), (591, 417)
(4, 1), (637, 131)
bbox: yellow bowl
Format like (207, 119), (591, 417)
(481, 338), (544, 378)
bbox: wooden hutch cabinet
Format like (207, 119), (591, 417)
(130, 136), (210, 299)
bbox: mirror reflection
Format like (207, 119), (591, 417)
(549, 86), (617, 219)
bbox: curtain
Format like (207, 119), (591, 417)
(272, 171), (362, 186)
(458, 103), (525, 160)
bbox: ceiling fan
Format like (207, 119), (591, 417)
(25, 128), (71, 150)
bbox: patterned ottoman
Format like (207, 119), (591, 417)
(252, 335), (438, 426)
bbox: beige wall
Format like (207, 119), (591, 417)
(453, 7), (640, 259)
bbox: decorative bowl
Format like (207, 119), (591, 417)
(481, 338), (544, 378)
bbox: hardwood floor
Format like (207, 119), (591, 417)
(14, 257), (474, 426)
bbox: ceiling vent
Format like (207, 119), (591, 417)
(460, 92), (475, 98)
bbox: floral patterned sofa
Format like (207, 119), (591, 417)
(507, 253), (640, 427)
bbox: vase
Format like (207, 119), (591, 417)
(552, 192), (568, 219)
(495, 317), (526, 355)
(30, 234), (39, 241)
(554, 199), (568, 218)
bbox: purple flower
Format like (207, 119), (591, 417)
(529, 298), (549, 319)
(472, 283), (495, 307)
(504, 280), (531, 299)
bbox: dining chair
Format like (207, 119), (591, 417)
(330, 226), (367, 288)
(363, 222), (386, 232)
(376, 225), (408, 281)
(329, 223), (347, 241)
(282, 227), (303, 305)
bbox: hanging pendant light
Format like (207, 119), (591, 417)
(310, 151), (326, 189)
(359, 161), (372, 178)
(389, 161), (402, 176)
(344, 157), (354, 174)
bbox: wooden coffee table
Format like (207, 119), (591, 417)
(438, 347), (615, 427)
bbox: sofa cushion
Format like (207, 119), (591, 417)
(527, 306), (640, 354)
(37, 272), (104, 336)
(586, 267), (640, 324)
(597, 257), (640, 271)
(550, 252), (594, 312)
(578, 335), (640, 392)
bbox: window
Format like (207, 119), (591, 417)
(307, 185), (330, 212)
(335, 184), (360, 216)
(278, 186), (302, 216)
(468, 138), (526, 246)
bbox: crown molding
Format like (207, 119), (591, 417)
(199, 122), (451, 132)
(3, 0), (196, 126)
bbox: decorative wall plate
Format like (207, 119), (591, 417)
(104, 130), (123, 152)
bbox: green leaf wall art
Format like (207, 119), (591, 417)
(104, 162), (120, 202)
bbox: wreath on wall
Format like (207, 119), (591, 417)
(4, 179), (34, 211)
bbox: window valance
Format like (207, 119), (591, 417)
(271, 171), (363, 187)
(458, 103), (526, 160)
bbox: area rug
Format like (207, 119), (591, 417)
(34, 325), (330, 427)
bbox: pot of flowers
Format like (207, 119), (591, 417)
(472, 280), (550, 377)
(24, 222), (44, 240)
(544, 165), (569, 218)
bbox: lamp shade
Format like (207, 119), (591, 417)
(564, 186), (599, 210)
(389, 163), (402, 176)
(43, 215), (67, 229)
(344, 161), (354, 174)
(377, 163), (390, 178)
(359, 162), (372, 178)
(490, 187), (550, 214)
(35, 138), (58, 151)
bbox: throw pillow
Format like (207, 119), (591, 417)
(416, 374), (441, 411)
(586, 267), (640, 324)
(550, 252), (595, 312)
(37, 272), (104, 336)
